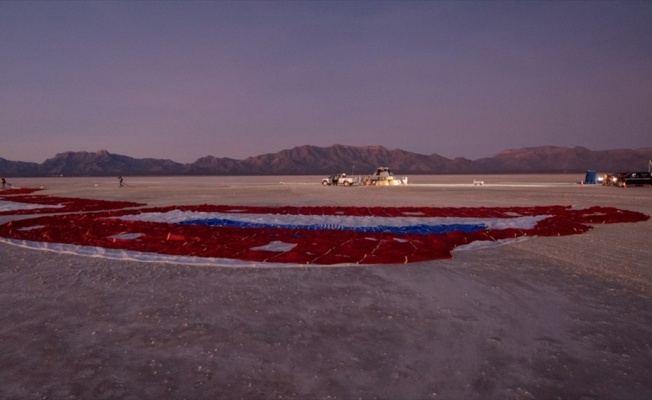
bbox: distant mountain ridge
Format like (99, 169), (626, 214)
(1, 145), (651, 177)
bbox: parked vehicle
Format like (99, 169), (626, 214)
(609, 172), (652, 187)
(322, 173), (356, 186)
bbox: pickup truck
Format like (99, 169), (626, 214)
(609, 171), (652, 187)
(322, 174), (356, 186)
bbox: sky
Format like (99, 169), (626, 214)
(1, 1), (651, 164)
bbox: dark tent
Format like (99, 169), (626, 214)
(584, 170), (598, 184)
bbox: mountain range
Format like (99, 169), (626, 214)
(1, 145), (651, 177)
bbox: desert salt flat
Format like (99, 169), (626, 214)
(1, 175), (651, 399)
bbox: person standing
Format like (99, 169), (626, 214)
(118, 176), (124, 188)
(1, 177), (6, 189)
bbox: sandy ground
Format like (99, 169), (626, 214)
(0, 175), (650, 399)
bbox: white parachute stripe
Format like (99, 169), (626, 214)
(0, 200), (64, 212)
(109, 233), (143, 240)
(452, 237), (532, 252)
(250, 241), (297, 252)
(116, 210), (548, 230)
(0, 238), (342, 268)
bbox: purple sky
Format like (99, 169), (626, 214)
(2, 1), (651, 163)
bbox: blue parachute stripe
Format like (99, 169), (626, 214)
(179, 218), (486, 235)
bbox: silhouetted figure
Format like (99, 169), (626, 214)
(118, 176), (124, 188)
(1, 178), (6, 189)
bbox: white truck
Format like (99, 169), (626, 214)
(321, 173), (356, 186)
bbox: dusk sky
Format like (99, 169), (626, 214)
(1, 1), (651, 163)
